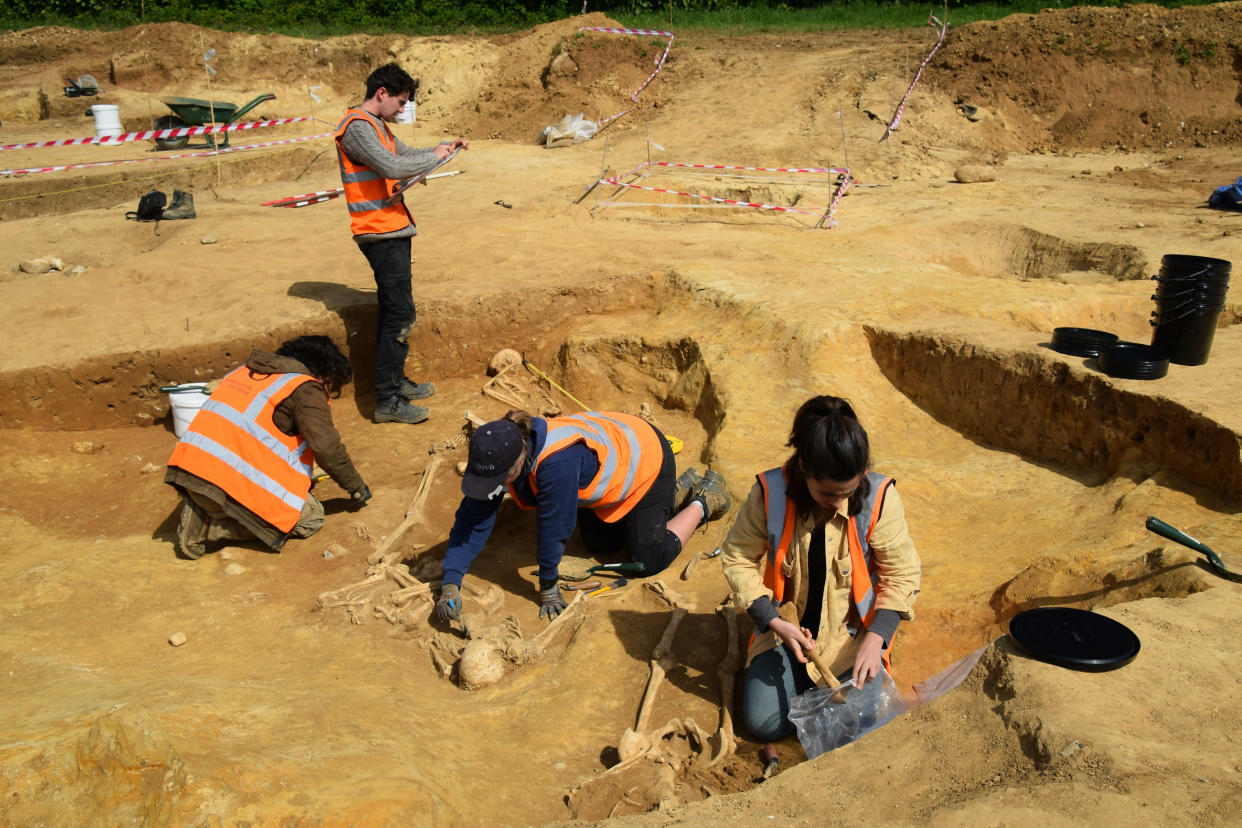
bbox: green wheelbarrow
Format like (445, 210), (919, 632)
(153, 93), (276, 150)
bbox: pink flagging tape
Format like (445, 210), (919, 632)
(601, 176), (823, 216)
(0, 116), (312, 152)
(579, 26), (674, 126)
(881, 14), (949, 142)
(654, 162), (849, 175)
(1, 131), (330, 177)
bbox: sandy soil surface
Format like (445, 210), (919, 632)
(2, 5), (1241, 824)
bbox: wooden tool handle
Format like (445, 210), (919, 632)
(775, 601), (841, 689)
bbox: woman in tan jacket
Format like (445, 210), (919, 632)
(721, 395), (921, 742)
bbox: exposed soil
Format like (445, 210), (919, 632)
(2, 5), (1242, 825)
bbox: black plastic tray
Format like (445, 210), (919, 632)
(1009, 607), (1140, 671)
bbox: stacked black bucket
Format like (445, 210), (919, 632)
(1150, 254), (1231, 366)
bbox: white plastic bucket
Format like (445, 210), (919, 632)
(395, 100), (417, 124)
(90, 104), (123, 142)
(167, 385), (210, 437)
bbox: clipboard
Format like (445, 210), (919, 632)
(383, 148), (460, 206)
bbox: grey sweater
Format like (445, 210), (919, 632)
(339, 118), (445, 244)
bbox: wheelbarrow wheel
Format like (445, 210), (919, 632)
(153, 115), (189, 150)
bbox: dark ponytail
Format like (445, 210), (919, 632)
(784, 395), (871, 517)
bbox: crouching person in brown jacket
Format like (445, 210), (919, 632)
(165, 335), (371, 559)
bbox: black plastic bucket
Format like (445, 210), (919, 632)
(1149, 255), (1231, 366)
(1153, 281), (1230, 301)
(1158, 254), (1232, 282)
(1150, 303), (1224, 365)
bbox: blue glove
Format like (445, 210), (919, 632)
(435, 584), (462, 623)
(538, 579), (567, 621)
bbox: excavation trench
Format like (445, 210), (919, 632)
(0, 274), (1222, 821)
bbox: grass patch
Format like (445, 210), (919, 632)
(0, 0), (1229, 38)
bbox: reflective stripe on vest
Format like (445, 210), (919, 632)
(512, 412), (662, 522)
(333, 107), (413, 236)
(168, 367), (317, 532)
(759, 467), (893, 627)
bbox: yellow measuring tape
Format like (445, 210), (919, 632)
(522, 354), (683, 454)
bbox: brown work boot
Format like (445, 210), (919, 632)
(673, 467), (703, 512)
(689, 469), (730, 526)
(175, 496), (210, 559)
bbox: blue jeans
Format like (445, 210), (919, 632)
(742, 645), (818, 742)
(359, 236), (415, 404)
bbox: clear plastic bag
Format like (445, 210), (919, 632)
(539, 113), (599, 148)
(787, 669), (907, 759)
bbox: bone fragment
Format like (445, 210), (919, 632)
(706, 601), (740, 766)
(634, 607), (687, 734)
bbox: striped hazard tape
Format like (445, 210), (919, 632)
(654, 162), (850, 175)
(578, 26), (674, 127)
(881, 14), (949, 142)
(0, 116), (312, 152)
(1, 131), (330, 177)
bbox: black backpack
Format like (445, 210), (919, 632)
(126, 189), (167, 221)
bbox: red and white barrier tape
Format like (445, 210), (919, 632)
(579, 26), (674, 127)
(0, 116), (312, 152)
(1, 131), (330, 177)
(601, 176), (823, 217)
(818, 173), (853, 229)
(881, 14), (949, 142)
(654, 162), (849, 175)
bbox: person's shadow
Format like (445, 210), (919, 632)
(288, 281), (379, 419)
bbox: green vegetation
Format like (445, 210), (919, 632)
(0, 0), (1226, 37)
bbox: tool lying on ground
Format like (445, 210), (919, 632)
(560, 561), (647, 581)
(1146, 516), (1241, 580)
(761, 743), (779, 779)
(586, 578), (628, 597)
(681, 547), (722, 580)
(562, 580), (603, 592)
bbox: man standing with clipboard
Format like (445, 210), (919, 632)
(334, 63), (469, 425)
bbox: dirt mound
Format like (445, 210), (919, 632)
(452, 14), (671, 142)
(930, 3), (1242, 152)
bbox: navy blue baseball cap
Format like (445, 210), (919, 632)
(462, 419), (524, 501)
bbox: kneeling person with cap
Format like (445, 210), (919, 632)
(165, 335), (372, 559)
(435, 409), (730, 624)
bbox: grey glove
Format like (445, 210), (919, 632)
(351, 484), (372, 505)
(435, 584), (462, 623)
(538, 578), (567, 621)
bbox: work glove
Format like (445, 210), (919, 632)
(435, 584), (462, 623)
(350, 484), (372, 505)
(538, 578), (568, 622)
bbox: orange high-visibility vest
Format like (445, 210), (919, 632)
(168, 366), (319, 532)
(334, 107), (414, 237)
(510, 412), (663, 522)
(757, 465), (895, 670)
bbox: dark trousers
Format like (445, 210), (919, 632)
(360, 236), (415, 404)
(577, 423), (681, 575)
